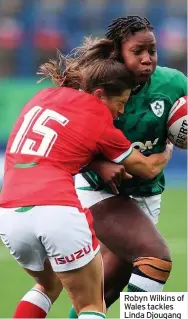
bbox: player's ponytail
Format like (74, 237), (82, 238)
(37, 50), (82, 88)
(38, 37), (136, 95)
(74, 37), (118, 63)
(76, 38), (135, 95)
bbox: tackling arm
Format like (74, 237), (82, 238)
(121, 145), (172, 179)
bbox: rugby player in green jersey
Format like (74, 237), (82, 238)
(69, 16), (187, 318)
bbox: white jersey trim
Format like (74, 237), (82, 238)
(112, 146), (133, 163)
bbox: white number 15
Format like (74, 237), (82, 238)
(10, 106), (69, 157)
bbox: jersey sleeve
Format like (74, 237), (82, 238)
(97, 122), (133, 163)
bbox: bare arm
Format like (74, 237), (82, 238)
(80, 143), (172, 193)
(96, 118), (173, 181)
(121, 144), (172, 179)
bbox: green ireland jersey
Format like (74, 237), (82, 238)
(83, 66), (187, 197)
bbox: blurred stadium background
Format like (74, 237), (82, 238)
(0, 0), (187, 318)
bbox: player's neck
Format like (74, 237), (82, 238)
(131, 78), (150, 95)
(131, 84), (144, 95)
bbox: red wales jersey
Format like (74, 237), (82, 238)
(0, 88), (132, 208)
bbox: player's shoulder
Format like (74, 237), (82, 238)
(28, 87), (56, 104)
(29, 86), (111, 123)
(32, 87), (103, 107)
(71, 89), (112, 120)
(149, 66), (187, 101)
(152, 66), (187, 85)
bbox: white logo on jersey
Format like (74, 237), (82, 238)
(150, 101), (164, 117)
(132, 138), (159, 152)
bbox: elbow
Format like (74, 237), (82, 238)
(134, 168), (157, 179)
(144, 168), (158, 179)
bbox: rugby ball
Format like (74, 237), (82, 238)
(167, 96), (188, 149)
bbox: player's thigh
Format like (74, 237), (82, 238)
(100, 241), (132, 290)
(0, 206), (62, 302)
(0, 206), (46, 271)
(36, 205), (99, 272)
(56, 252), (105, 314)
(90, 195), (169, 262)
(0, 205), (99, 272)
(132, 194), (162, 225)
(75, 173), (114, 208)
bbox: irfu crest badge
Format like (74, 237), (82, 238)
(150, 101), (164, 117)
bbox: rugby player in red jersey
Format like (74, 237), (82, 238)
(0, 39), (171, 319)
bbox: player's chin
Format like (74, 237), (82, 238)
(137, 73), (151, 83)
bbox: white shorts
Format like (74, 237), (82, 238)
(75, 174), (162, 225)
(0, 205), (99, 272)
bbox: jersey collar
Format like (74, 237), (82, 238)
(131, 77), (151, 96)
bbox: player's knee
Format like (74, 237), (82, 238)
(158, 241), (171, 262)
(151, 237), (172, 262)
(134, 234), (172, 262)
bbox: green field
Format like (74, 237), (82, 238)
(0, 188), (187, 318)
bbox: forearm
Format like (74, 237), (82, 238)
(121, 147), (171, 179)
(147, 151), (170, 177)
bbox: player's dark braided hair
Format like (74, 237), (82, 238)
(106, 16), (153, 61)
